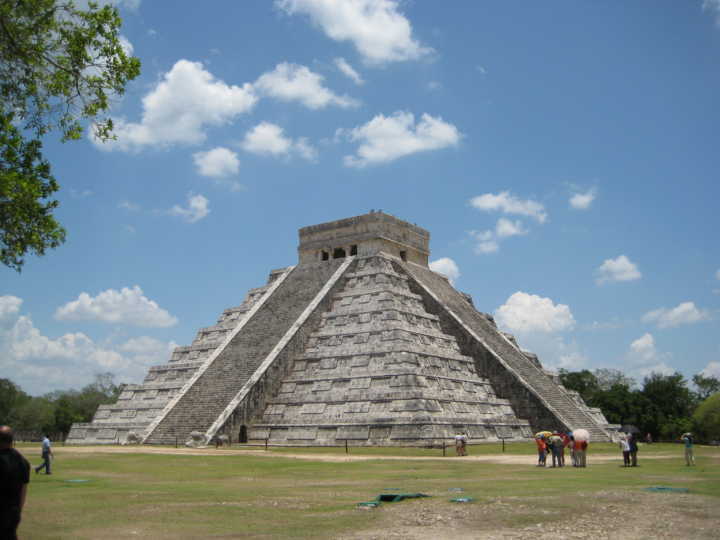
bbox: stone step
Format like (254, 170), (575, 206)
(401, 261), (611, 442)
(144, 261), (348, 445)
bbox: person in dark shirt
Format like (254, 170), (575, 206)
(628, 433), (639, 467)
(0, 425), (30, 540)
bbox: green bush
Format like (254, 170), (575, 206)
(692, 393), (720, 442)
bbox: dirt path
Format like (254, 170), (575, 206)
(51, 445), (678, 465)
(341, 490), (720, 540)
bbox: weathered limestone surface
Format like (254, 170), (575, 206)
(248, 255), (531, 445)
(69, 211), (611, 445)
(142, 260), (346, 445)
(400, 260), (611, 441)
(66, 275), (279, 444)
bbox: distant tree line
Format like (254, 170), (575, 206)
(0, 373), (122, 438)
(558, 368), (720, 442)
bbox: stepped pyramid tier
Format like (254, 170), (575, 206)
(249, 255), (531, 445)
(65, 271), (287, 445)
(68, 211), (611, 445)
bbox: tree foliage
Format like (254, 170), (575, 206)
(0, 0), (140, 270)
(693, 392), (720, 442)
(1, 373), (122, 436)
(559, 367), (710, 440)
(693, 373), (720, 401)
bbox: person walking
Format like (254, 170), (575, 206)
(681, 433), (695, 466)
(0, 426), (30, 540)
(568, 435), (577, 467)
(628, 433), (638, 467)
(35, 434), (53, 475)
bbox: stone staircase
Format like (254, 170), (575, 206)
(249, 254), (532, 445)
(402, 261), (610, 442)
(143, 260), (347, 445)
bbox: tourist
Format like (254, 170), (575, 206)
(549, 433), (563, 467)
(535, 436), (547, 467)
(575, 439), (588, 467)
(619, 434), (630, 467)
(560, 432), (570, 466)
(681, 433), (695, 466)
(568, 435), (576, 466)
(645, 432), (653, 444)
(461, 432), (469, 456)
(628, 433), (638, 467)
(34, 434), (53, 475)
(0, 426), (30, 540)
(454, 432), (464, 456)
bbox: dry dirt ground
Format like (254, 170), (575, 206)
(54, 445), (676, 465)
(340, 490), (719, 540)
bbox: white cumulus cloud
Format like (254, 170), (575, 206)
(469, 230), (498, 254)
(642, 301), (711, 329)
(93, 60), (257, 151)
(55, 286), (178, 327)
(626, 333), (674, 378)
(192, 147), (242, 191)
(240, 122), (317, 161)
(495, 217), (528, 238)
(276, 0), (432, 64)
(0, 295), (23, 322)
(700, 360), (720, 379)
(569, 188), (597, 210)
(595, 255), (642, 285)
(1, 297), (177, 395)
(334, 57), (364, 84)
(169, 193), (210, 223)
(342, 111), (460, 167)
(468, 218), (529, 255)
(469, 191), (547, 223)
(255, 62), (358, 109)
(495, 292), (576, 334)
(429, 257), (460, 285)
(193, 147), (240, 177)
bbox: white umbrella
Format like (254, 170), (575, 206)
(573, 428), (590, 442)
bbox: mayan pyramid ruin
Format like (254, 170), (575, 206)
(68, 211), (613, 446)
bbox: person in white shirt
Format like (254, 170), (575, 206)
(34, 435), (53, 475)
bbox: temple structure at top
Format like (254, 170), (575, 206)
(68, 211), (613, 446)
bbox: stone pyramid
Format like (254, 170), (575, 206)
(250, 255), (530, 445)
(68, 212), (612, 446)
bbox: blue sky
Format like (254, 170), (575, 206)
(2, 0), (719, 395)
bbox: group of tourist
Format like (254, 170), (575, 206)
(534, 431), (588, 467)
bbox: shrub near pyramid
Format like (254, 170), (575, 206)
(68, 212), (612, 446)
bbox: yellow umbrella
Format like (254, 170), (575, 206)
(535, 431), (552, 439)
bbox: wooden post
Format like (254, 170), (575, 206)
(502, 438), (505, 453)
(265, 438), (268, 451)
(175, 436), (178, 448)
(345, 439), (348, 454)
(442, 441), (446, 457)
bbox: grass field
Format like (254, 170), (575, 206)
(15, 442), (720, 539)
